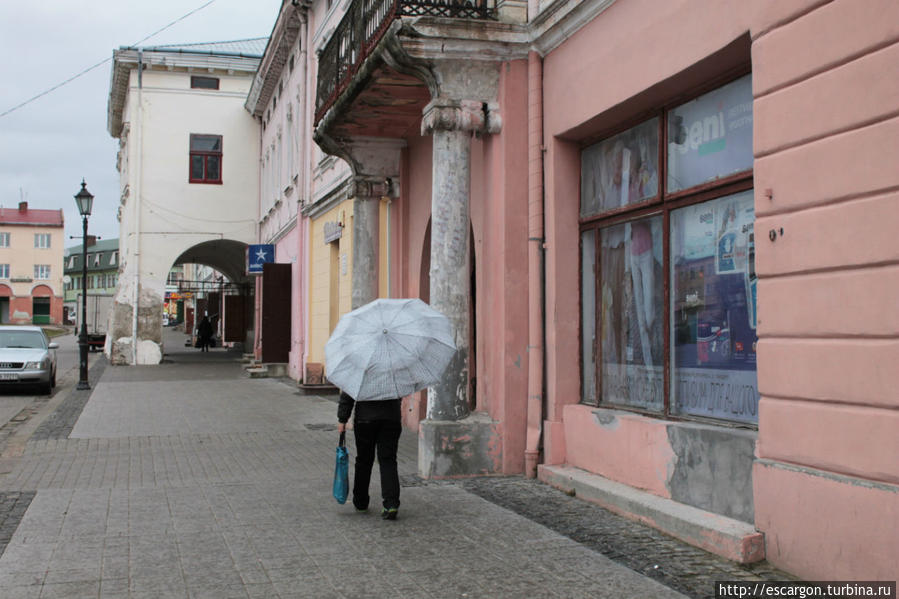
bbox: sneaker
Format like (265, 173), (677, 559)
(381, 508), (398, 521)
(355, 506), (368, 513)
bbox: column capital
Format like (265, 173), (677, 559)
(350, 175), (396, 199)
(421, 99), (502, 137)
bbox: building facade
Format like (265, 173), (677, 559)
(299, 0), (897, 581)
(0, 203), (65, 325)
(106, 39), (264, 364)
(63, 238), (119, 324)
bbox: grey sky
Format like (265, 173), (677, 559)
(0, 0), (280, 248)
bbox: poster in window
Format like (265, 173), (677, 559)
(667, 75), (753, 193)
(598, 216), (664, 411)
(581, 118), (659, 217)
(671, 190), (758, 424)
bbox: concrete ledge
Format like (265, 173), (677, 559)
(539, 464), (765, 564)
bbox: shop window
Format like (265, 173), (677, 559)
(580, 73), (757, 425)
(189, 134), (223, 184)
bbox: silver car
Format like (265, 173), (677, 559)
(0, 326), (58, 394)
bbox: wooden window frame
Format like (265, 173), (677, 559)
(578, 71), (756, 427)
(189, 134), (223, 184)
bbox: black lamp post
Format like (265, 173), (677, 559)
(74, 180), (93, 390)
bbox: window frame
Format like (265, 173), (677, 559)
(578, 70), (755, 427)
(0, 233), (9, 248)
(188, 134), (223, 184)
(34, 233), (51, 249)
(190, 76), (219, 90)
(34, 264), (51, 280)
(0, 264), (8, 279)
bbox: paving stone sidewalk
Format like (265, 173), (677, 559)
(0, 336), (784, 598)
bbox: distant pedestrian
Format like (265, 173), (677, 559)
(196, 315), (213, 352)
(337, 391), (402, 520)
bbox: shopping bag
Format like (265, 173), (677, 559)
(332, 431), (349, 504)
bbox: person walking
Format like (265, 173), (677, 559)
(196, 315), (213, 352)
(337, 391), (402, 520)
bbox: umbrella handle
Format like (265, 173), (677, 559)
(339, 431), (346, 447)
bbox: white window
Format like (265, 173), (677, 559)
(0, 264), (8, 278)
(68, 256), (76, 268)
(93, 253), (101, 266)
(110, 251), (118, 265)
(34, 234), (51, 249)
(0, 233), (9, 247)
(34, 265), (51, 279)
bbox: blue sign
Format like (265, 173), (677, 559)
(247, 244), (274, 274)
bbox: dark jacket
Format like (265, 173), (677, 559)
(337, 391), (401, 424)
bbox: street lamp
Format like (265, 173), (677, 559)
(74, 180), (93, 390)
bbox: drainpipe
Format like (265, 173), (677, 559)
(300, 6), (313, 378)
(524, 48), (545, 478)
(131, 49), (144, 365)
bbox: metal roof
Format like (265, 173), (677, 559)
(133, 37), (268, 58)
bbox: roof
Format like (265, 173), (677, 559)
(107, 38), (266, 137)
(65, 238), (119, 256)
(0, 206), (64, 227)
(135, 37), (268, 59)
(246, 7), (303, 117)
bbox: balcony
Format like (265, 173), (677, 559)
(315, 0), (496, 127)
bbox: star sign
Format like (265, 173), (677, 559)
(255, 247), (269, 262)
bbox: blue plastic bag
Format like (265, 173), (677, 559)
(333, 431), (349, 504)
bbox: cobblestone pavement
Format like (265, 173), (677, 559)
(459, 477), (795, 599)
(0, 331), (786, 598)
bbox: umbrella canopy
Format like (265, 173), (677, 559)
(325, 298), (456, 401)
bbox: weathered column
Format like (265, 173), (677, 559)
(312, 136), (404, 310)
(419, 97), (501, 477)
(350, 176), (389, 309)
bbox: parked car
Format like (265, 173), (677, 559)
(0, 326), (58, 394)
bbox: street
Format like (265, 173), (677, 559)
(0, 328), (787, 598)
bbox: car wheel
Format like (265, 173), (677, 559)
(51, 370), (56, 389)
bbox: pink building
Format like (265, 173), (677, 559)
(0, 202), (65, 325)
(306, 0), (898, 581)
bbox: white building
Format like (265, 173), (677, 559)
(106, 39), (265, 364)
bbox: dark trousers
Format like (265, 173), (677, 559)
(352, 420), (402, 510)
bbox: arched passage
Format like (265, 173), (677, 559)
(108, 237), (253, 365)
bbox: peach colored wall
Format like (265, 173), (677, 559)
(478, 59), (530, 473)
(541, 0), (898, 579)
(752, 0), (899, 578)
(563, 404), (673, 497)
(754, 461), (899, 580)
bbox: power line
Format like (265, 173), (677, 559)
(0, 0), (218, 120)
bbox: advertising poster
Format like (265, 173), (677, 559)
(671, 191), (758, 424)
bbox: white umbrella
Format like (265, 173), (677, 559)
(324, 298), (456, 401)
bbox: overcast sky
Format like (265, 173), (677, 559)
(0, 0), (281, 248)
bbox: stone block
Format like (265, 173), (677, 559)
(418, 413), (501, 478)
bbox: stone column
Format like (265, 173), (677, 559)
(350, 176), (389, 309)
(419, 98), (501, 477)
(311, 136), (404, 310)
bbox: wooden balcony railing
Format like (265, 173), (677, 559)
(315, 0), (496, 125)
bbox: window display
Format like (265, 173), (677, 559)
(670, 191), (758, 423)
(667, 75), (753, 193)
(579, 73), (755, 425)
(598, 216), (664, 411)
(581, 118), (659, 217)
